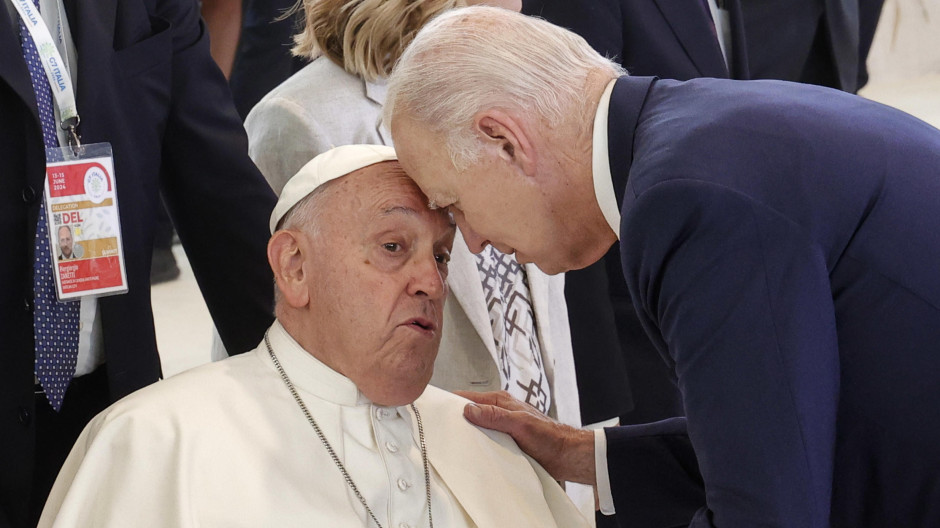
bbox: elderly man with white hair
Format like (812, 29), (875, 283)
(386, 6), (940, 528)
(38, 145), (589, 528)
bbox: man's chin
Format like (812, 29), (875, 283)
(532, 248), (609, 275)
(532, 259), (569, 276)
(362, 351), (437, 406)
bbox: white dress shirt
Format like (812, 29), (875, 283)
(591, 78), (620, 516)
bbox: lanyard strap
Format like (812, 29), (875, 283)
(11, 0), (81, 148)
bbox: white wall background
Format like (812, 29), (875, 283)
(867, 0), (940, 81)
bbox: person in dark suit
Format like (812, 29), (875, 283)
(739, 0), (885, 93)
(1, 0), (276, 525)
(228, 0), (310, 121)
(856, 0), (886, 89)
(522, 0), (752, 430)
(526, 0), (749, 80)
(386, 7), (940, 527)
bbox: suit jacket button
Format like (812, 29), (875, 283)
(24, 297), (34, 312)
(21, 186), (36, 204)
(18, 407), (31, 425)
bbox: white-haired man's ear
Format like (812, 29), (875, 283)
(474, 109), (537, 178)
(267, 230), (310, 308)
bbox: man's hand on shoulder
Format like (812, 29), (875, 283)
(455, 390), (597, 486)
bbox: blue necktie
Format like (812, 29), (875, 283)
(21, 0), (81, 412)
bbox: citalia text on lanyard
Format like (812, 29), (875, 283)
(11, 0), (80, 148)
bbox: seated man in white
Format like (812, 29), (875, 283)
(38, 145), (589, 528)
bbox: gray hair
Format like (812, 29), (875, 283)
(384, 6), (625, 169)
(278, 179), (338, 240)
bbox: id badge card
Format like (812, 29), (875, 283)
(42, 143), (128, 300)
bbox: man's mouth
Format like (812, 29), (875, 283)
(403, 318), (436, 334)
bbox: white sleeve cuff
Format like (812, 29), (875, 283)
(595, 428), (616, 515)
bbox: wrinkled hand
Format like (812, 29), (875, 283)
(455, 390), (596, 486)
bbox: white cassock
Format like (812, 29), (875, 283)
(39, 321), (589, 528)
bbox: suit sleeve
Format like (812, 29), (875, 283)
(151, 0), (276, 354)
(609, 180), (839, 527)
(605, 418), (705, 526)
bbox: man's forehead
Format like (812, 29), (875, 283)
(388, 148), (453, 203)
(396, 135), (460, 201)
(370, 190), (452, 228)
(343, 163), (442, 219)
(351, 162), (422, 199)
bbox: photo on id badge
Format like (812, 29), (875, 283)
(43, 143), (128, 301)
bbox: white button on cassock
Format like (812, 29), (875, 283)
(397, 478), (410, 491)
(385, 441), (399, 453)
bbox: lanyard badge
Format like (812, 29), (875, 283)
(43, 144), (128, 300)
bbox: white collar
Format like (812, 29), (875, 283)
(262, 320), (372, 407)
(591, 78), (621, 240)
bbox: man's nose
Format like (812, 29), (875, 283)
(451, 209), (488, 254)
(408, 254), (446, 299)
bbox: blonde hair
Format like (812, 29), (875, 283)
(290, 0), (465, 82)
(385, 6), (624, 168)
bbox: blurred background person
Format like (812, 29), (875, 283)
(230, 0), (309, 120)
(201, 0), (243, 79)
(739, 0), (885, 93)
(201, 0), (311, 120)
(242, 0), (596, 519)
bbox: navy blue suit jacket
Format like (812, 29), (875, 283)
(604, 76), (940, 526)
(0, 0), (275, 523)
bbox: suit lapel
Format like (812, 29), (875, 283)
(652, 0), (728, 78)
(1, 3), (42, 125)
(446, 232), (499, 365)
(364, 79), (391, 145)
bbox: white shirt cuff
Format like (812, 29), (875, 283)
(595, 428), (616, 515)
